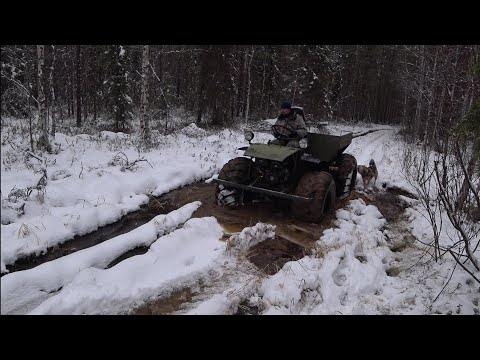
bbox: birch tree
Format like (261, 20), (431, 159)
(49, 45), (56, 135)
(244, 46), (255, 123)
(76, 45), (81, 127)
(37, 45), (51, 152)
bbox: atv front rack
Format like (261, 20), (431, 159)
(213, 179), (313, 202)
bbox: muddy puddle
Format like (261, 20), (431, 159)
(383, 185), (419, 200)
(106, 246), (150, 269)
(3, 201), (177, 276)
(5, 180), (416, 281)
(355, 190), (411, 223)
(132, 288), (196, 315)
(246, 236), (306, 275)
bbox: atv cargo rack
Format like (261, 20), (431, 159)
(305, 132), (353, 162)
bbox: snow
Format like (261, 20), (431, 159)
(100, 131), (128, 140)
(2, 117), (478, 315)
(1, 123), (261, 271)
(204, 174), (218, 184)
(181, 263), (260, 315)
(341, 125), (414, 192)
(184, 294), (234, 315)
(178, 123), (207, 137)
(257, 199), (394, 314)
(226, 222), (276, 252)
(405, 196), (480, 251)
(28, 216), (225, 315)
(1, 202), (201, 315)
(254, 198), (478, 315)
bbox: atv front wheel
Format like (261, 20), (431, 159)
(291, 171), (336, 223)
(334, 153), (357, 198)
(215, 157), (252, 208)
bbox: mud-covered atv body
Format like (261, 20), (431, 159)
(213, 129), (357, 223)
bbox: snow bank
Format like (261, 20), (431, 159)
(178, 123), (207, 137)
(1, 202), (201, 315)
(28, 216), (225, 315)
(1, 194), (150, 272)
(1, 125), (247, 269)
(258, 199), (396, 314)
(227, 222), (276, 252)
(100, 131), (129, 140)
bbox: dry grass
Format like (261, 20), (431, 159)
(17, 223), (39, 244)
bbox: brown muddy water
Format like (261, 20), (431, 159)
(4, 181), (415, 282)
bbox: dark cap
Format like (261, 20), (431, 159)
(280, 100), (292, 109)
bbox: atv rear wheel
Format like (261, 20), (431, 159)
(291, 172), (336, 223)
(334, 153), (357, 198)
(215, 157), (252, 208)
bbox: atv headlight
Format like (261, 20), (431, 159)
(299, 138), (308, 149)
(244, 131), (254, 141)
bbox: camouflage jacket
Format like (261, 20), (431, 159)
(273, 111), (308, 139)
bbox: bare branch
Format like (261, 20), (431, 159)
(434, 161), (480, 271)
(454, 140), (480, 210)
(0, 73), (39, 105)
(448, 250), (480, 284)
(149, 63), (169, 109)
(8, 140), (45, 163)
(433, 259), (458, 302)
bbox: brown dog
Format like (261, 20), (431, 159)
(357, 159), (378, 189)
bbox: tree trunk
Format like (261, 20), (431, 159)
(176, 61), (181, 98)
(93, 86), (97, 122)
(70, 46), (75, 117)
(83, 48), (88, 124)
(25, 48), (34, 152)
(76, 45), (81, 127)
(140, 45), (151, 145)
(233, 47), (240, 118)
(241, 47), (248, 118)
(49, 45), (56, 136)
(260, 47), (267, 119)
(37, 45), (50, 152)
(414, 46), (425, 141)
(245, 47), (254, 123)
(196, 48), (207, 126)
(455, 141), (478, 211)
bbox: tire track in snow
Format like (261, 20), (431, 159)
(350, 129), (394, 167)
(347, 128), (410, 191)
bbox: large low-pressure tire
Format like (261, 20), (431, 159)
(291, 172), (336, 223)
(334, 153), (357, 198)
(215, 157), (252, 208)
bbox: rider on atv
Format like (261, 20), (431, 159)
(270, 100), (308, 148)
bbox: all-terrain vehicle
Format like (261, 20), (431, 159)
(213, 115), (357, 223)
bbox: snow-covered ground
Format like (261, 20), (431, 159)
(1, 118), (478, 315)
(1, 121), (271, 272)
(255, 198), (478, 315)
